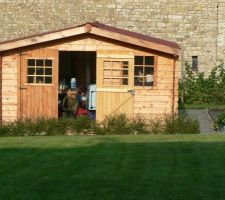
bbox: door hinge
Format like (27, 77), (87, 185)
(127, 89), (135, 96)
(19, 86), (28, 90)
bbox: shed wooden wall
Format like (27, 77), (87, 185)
(0, 55), (2, 123)
(134, 57), (180, 119)
(1, 52), (18, 122)
(0, 35), (180, 122)
(48, 35), (180, 120)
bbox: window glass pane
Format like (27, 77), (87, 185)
(123, 78), (128, 85)
(36, 59), (44, 66)
(103, 78), (111, 85)
(45, 68), (52, 75)
(103, 60), (129, 86)
(28, 67), (35, 75)
(134, 66), (144, 76)
(28, 59), (35, 66)
(36, 76), (44, 83)
(145, 67), (154, 75)
(135, 56), (143, 65)
(112, 61), (121, 69)
(28, 76), (35, 83)
(123, 70), (128, 76)
(123, 65), (128, 69)
(104, 61), (111, 68)
(112, 78), (120, 85)
(36, 68), (44, 75)
(145, 56), (154, 65)
(146, 74), (154, 83)
(144, 81), (154, 86)
(27, 59), (53, 84)
(45, 59), (52, 67)
(45, 77), (52, 84)
(103, 69), (111, 77)
(112, 70), (121, 77)
(123, 61), (128, 65)
(134, 77), (144, 86)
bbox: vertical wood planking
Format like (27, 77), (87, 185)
(20, 48), (58, 120)
(0, 36), (179, 122)
(96, 50), (134, 121)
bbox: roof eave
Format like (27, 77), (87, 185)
(90, 26), (180, 56)
(0, 22), (180, 56)
(0, 25), (87, 52)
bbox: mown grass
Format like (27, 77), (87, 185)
(0, 135), (225, 200)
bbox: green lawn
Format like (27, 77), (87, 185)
(1, 135), (225, 200)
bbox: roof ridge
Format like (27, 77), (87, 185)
(0, 21), (180, 55)
(90, 21), (180, 49)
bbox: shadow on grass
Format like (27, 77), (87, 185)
(1, 141), (225, 200)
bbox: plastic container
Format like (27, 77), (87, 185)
(70, 78), (76, 90)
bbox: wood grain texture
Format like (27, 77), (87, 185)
(20, 48), (58, 120)
(0, 34), (179, 122)
(96, 91), (134, 122)
(1, 53), (18, 123)
(90, 27), (179, 55)
(0, 26), (86, 52)
(96, 50), (134, 121)
(0, 55), (2, 123)
(0, 23), (180, 56)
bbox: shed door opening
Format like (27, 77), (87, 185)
(58, 51), (96, 118)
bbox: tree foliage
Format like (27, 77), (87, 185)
(179, 62), (225, 106)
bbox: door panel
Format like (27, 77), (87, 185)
(96, 90), (134, 121)
(20, 48), (58, 120)
(96, 50), (134, 121)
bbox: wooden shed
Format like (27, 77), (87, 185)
(0, 22), (180, 123)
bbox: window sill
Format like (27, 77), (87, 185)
(25, 83), (54, 86)
(134, 86), (155, 90)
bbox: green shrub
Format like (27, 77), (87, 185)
(164, 115), (200, 134)
(101, 114), (132, 135)
(148, 118), (164, 134)
(35, 118), (68, 136)
(69, 116), (95, 134)
(130, 115), (150, 134)
(0, 124), (11, 136)
(3, 119), (36, 136)
(100, 114), (151, 135)
(216, 112), (225, 132)
(0, 113), (200, 136)
(0, 118), (69, 136)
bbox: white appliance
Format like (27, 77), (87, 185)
(88, 84), (96, 110)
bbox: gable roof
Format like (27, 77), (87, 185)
(0, 21), (180, 56)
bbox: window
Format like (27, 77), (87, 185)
(192, 56), (198, 71)
(134, 56), (154, 86)
(103, 61), (129, 86)
(27, 59), (53, 84)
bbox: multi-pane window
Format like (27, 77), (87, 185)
(103, 61), (129, 86)
(134, 56), (154, 86)
(27, 59), (53, 84)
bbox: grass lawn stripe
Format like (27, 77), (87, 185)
(0, 135), (225, 200)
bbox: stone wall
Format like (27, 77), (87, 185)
(0, 0), (224, 73)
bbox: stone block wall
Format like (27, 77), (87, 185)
(0, 0), (224, 74)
